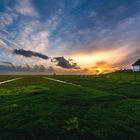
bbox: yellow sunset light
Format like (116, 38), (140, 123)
(96, 68), (103, 73)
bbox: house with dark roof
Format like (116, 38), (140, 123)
(132, 59), (140, 71)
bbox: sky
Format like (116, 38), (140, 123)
(0, 0), (140, 74)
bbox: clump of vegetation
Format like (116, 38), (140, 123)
(64, 117), (79, 131)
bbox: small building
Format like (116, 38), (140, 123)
(132, 59), (140, 72)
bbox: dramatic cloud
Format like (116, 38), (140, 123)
(91, 61), (116, 73)
(13, 49), (49, 60)
(0, 0), (140, 74)
(53, 57), (80, 69)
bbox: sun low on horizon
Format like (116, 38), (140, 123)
(0, 0), (140, 74)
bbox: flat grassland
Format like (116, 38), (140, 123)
(0, 72), (140, 140)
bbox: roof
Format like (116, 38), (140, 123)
(132, 59), (140, 66)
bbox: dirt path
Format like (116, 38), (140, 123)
(43, 77), (82, 87)
(0, 78), (22, 85)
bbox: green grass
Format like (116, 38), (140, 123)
(0, 75), (19, 82)
(48, 72), (140, 98)
(0, 73), (140, 140)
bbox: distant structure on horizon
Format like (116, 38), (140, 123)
(132, 59), (140, 71)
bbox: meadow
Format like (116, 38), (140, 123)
(0, 72), (140, 140)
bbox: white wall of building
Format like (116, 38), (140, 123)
(133, 66), (140, 71)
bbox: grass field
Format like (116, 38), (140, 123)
(0, 75), (19, 82)
(0, 72), (140, 140)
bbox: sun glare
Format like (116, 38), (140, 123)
(96, 68), (103, 74)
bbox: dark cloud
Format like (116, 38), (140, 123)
(53, 56), (80, 69)
(0, 61), (13, 65)
(0, 62), (89, 74)
(47, 66), (55, 73)
(33, 65), (46, 72)
(13, 49), (49, 60)
(0, 64), (48, 73)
